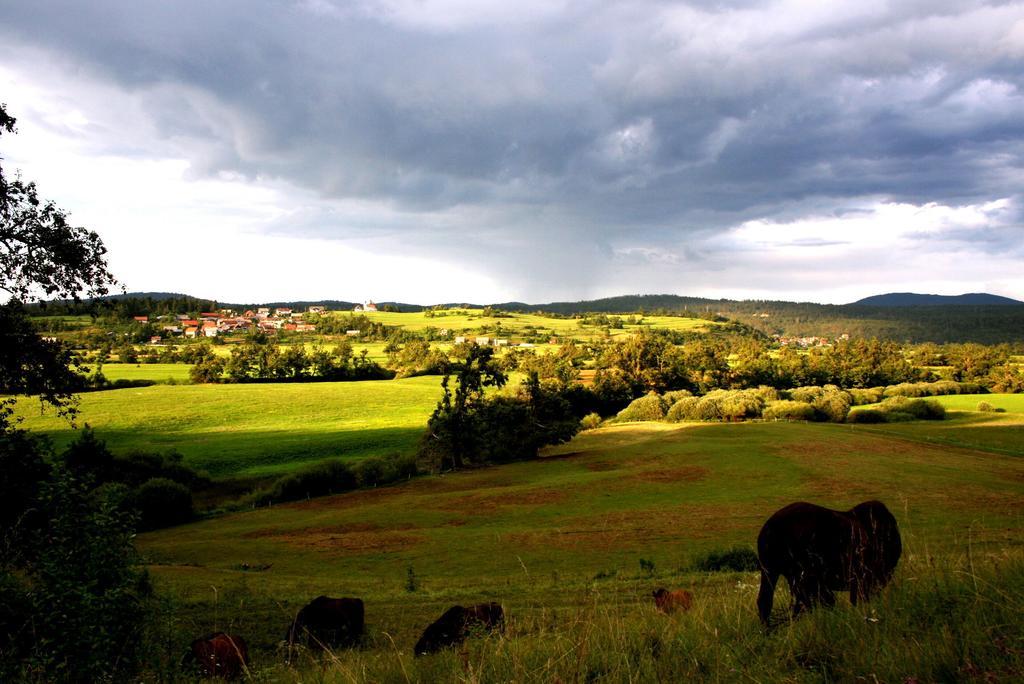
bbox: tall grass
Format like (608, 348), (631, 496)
(142, 551), (1024, 682)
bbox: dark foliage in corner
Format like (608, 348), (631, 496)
(1, 430), (150, 682)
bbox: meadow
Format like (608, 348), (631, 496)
(139, 417), (1024, 681)
(337, 308), (716, 341)
(857, 396), (1024, 458)
(13, 377), (444, 478)
(85, 362), (194, 383)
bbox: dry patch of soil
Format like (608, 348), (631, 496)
(261, 527), (424, 554)
(631, 465), (708, 484)
(434, 487), (569, 514)
(504, 505), (760, 552)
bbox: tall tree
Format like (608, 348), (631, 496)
(422, 343), (507, 470)
(0, 103), (119, 430)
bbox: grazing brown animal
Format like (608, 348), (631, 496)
(183, 632), (249, 679)
(652, 588), (693, 614)
(757, 500), (902, 625)
(286, 596), (364, 650)
(414, 602), (504, 655)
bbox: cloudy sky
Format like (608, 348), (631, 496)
(2, 0), (1023, 304)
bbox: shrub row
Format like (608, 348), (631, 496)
(882, 380), (986, 398)
(60, 429), (209, 530)
(612, 380), (960, 425)
(665, 388), (778, 423)
(246, 452), (419, 507)
(848, 396), (946, 423)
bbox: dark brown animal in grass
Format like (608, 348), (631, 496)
(285, 596), (364, 650)
(756, 500), (902, 625)
(183, 632), (249, 679)
(652, 588), (693, 614)
(414, 602), (504, 655)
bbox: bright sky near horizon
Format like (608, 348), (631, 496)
(2, 1), (1023, 304)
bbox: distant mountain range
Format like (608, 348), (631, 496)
(94, 290), (1024, 311)
(851, 292), (1024, 307)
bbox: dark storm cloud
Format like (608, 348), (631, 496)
(2, 0), (1023, 295)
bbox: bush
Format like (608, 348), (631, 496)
(666, 389), (768, 422)
(114, 450), (209, 489)
(354, 452), (418, 487)
(61, 426), (116, 482)
(26, 469), (150, 681)
(762, 400), (815, 421)
(848, 387), (884, 406)
(692, 547), (760, 572)
(265, 460), (358, 504)
(788, 386), (826, 403)
(719, 393), (764, 421)
(0, 430), (51, 559)
(883, 382), (929, 398)
(878, 396), (945, 420)
(132, 477), (194, 530)
(580, 412), (603, 430)
(661, 389), (693, 404)
(883, 380), (986, 398)
(847, 408), (887, 423)
(977, 401), (995, 412)
(929, 380), (963, 395)
(0, 571), (32, 679)
(812, 390), (852, 423)
(665, 396), (700, 423)
(748, 386), (781, 403)
(616, 392), (668, 422)
(690, 394), (725, 421)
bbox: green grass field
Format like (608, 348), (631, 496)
(138, 418), (1024, 680)
(84, 362), (194, 383)
(13, 377), (445, 478)
(849, 394), (1024, 458)
(932, 392), (1024, 413)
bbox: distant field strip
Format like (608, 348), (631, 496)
(14, 377), (444, 478)
(334, 309), (715, 339)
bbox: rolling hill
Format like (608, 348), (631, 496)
(852, 292), (1024, 306)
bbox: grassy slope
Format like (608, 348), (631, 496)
(13, 377), (444, 478)
(139, 419), (1024, 677)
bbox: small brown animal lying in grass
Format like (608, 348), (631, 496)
(183, 632), (249, 679)
(652, 588), (693, 614)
